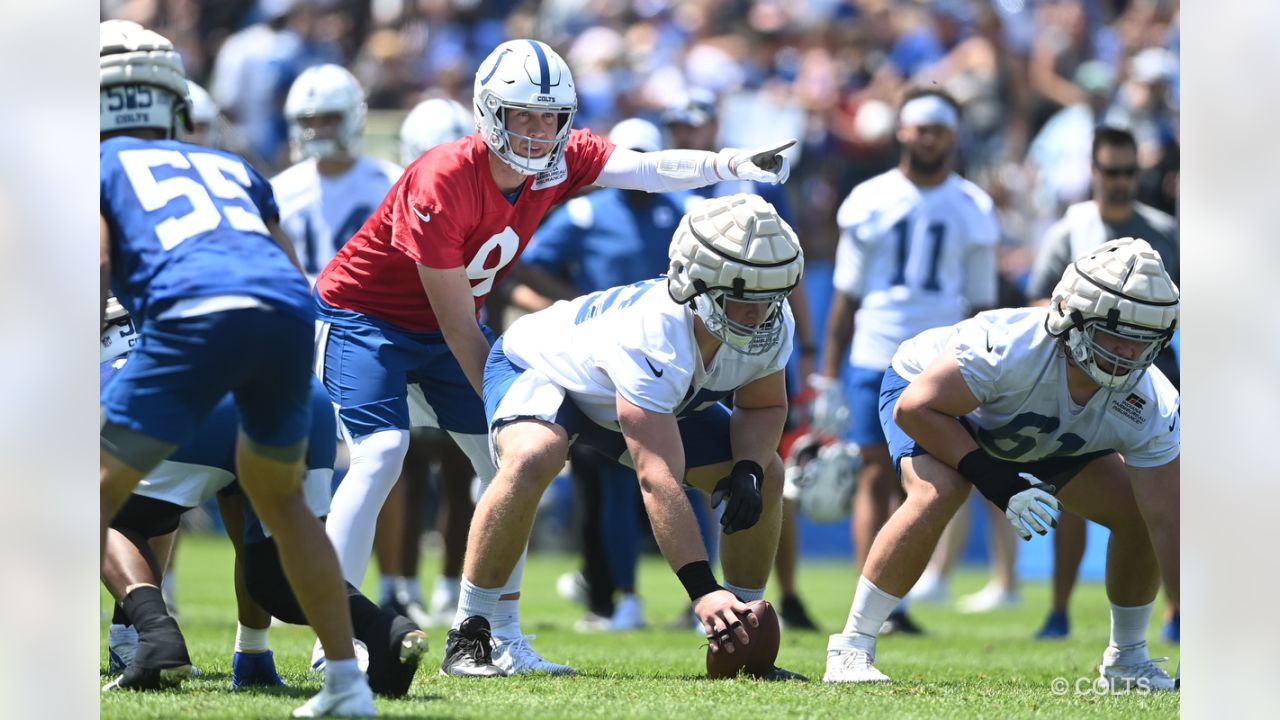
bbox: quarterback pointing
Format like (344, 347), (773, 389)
(313, 38), (795, 674)
(824, 238), (1179, 691)
(444, 194), (806, 679)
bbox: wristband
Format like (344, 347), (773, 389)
(956, 449), (1026, 512)
(676, 560), (721, 601)
(732, 459), (764, 484)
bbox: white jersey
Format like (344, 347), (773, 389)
(271, 156), (401, 281)
(891, 308), (1179, 468)
(500, 279), (794, 430)
(834, 169), (1000, 370)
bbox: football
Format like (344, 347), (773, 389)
(705, 599), (781, 679)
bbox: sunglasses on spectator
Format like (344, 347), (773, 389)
(1095, 164), (1139, 178)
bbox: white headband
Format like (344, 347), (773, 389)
(899, 95), (958, 130)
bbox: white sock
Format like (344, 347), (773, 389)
(454, 578), (502, 629)
(1109, 601), (1154, 651)
(432, 575), (461, 605)
(379, 575), (400, 605)
(724, 582), (765, 603)
(491, 598), (520, 641)
(324, 657), (363, 692)
(325, 429), (411, 585)
(835, 576), (901, 654)
(234, 623), (270, 653)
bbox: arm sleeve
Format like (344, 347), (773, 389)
(1026, 220), (1074, 300)
(594, 147), (728, 192)
(388, 168), (469, 269)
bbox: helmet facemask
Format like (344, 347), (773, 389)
(692, 288), (789, 356)
(1062, 312), (1170, 393)
(1044, 237), (1179, 393)
(667, 194), (804, 356)
(481, 95), (575, 175)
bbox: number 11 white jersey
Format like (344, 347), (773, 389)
(833, 168), (1000, 370)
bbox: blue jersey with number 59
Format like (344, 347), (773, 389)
(100, 136), (311, 323)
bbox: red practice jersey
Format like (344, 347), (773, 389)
(316, 130), (615, 331)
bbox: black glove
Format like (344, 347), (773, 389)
(710, 460), (764, 535)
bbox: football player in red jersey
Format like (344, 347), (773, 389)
(312, 39), (796, 675)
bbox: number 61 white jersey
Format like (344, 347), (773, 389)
(834, 168), (999, 370)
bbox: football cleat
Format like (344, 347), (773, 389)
(1162, 612), (1179, 644)
(492, 634), (576, 676)
(103, 664), (191, 692)
(1098, 644), (1177, 691)
(231, 650), (286, 689)
(956, 584), (1021, 614)
(757, 665), (810, 681)
(290, 678), (377, 718)
(779, 594), (819, 631)
(608, 594), (646, 631)
(823, 648), (891, 684)
(367, 618), (429, 697)
(1035, 610), (1071, 640)
(311, 639), (370, 674)
(440, 615), (504, 677)
(879, 610), (925, 636)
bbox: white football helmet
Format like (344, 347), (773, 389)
(184, 80), (220, 145)
(473, 39), (577, 176)
(667, 194), (804, 355)
(101, 297), (139, 363)
(784, 434), (862, 523)
(285, 64), (367, 162)
(1045, 237), (1179, 392)
(399, 98), (473, 166)
(99, 20), (191, 138)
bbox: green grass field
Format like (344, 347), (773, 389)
(101, 534), (1178, 719)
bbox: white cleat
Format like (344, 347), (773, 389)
(906, 571), (949, 605)
(311, 639), (370, 674)
(956, 584), (1021, 614)
(291, 678), (377, 717)
(492, 635), (576, 676)
(823, 649), (891, 684)
(426, 583), (460, 628)
(1098, 645), (1177, 691)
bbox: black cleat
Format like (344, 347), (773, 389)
(440, 615), (504, 677)
(880, 610), (925, 636)
(755, 665), (810, 682)
(779, 594), (819, 631)
(367, 615), (429, 696)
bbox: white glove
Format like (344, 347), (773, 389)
(1005, 473), (1061, 541)
(807, 374), (848, 437)
(719, 139), (796, 184)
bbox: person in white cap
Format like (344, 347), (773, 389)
(812, 87), (1002, 633)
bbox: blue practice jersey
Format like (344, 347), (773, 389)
(100, 136), (311, 323)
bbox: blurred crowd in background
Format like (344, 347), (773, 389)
(101, 0), (1179, 290)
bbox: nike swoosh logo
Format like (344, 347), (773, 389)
(644, 357), (664, 377)
(413, 207), (431, 222)
(985, 332), (994, 353)
(1169, 411), (1177, 432)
